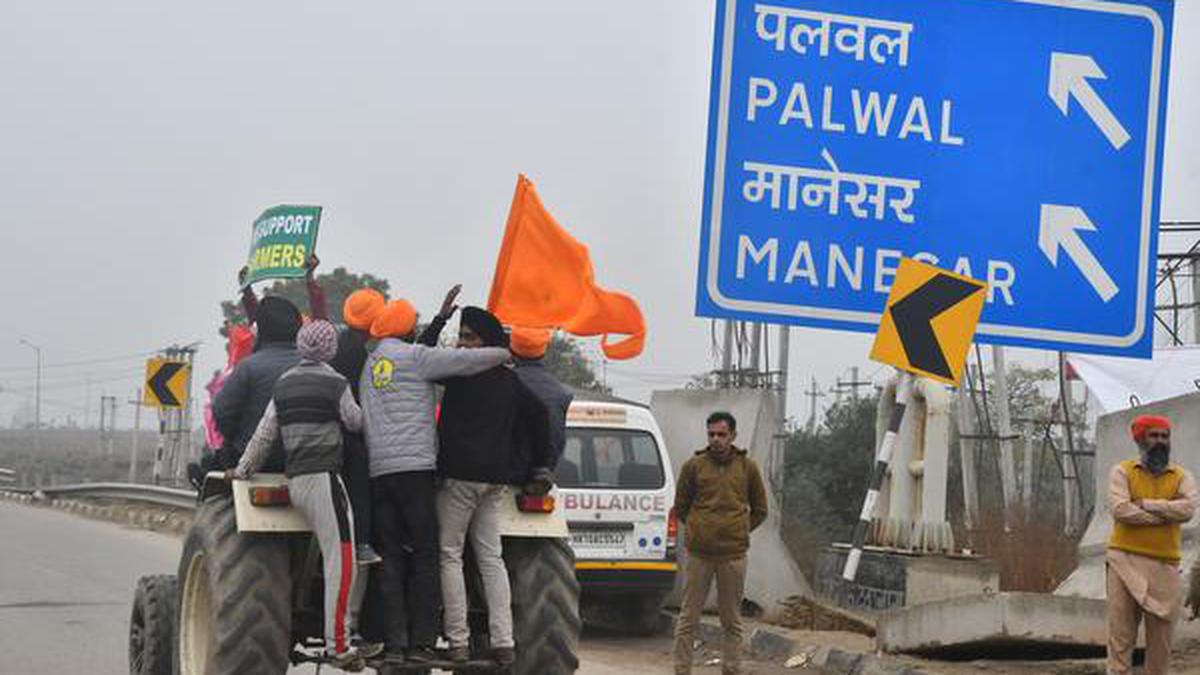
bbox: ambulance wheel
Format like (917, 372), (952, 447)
(176, 496), (292, 675)
(630, 592), (669, 636)
(505, 537), (581, 675)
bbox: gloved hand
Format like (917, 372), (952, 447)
(523, 467), (555, 496)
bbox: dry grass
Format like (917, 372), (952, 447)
(971, 508), (1080, 592)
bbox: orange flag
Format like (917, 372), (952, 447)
(488, 174), (646, 360)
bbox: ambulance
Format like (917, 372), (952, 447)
(555, 391), (677, 635)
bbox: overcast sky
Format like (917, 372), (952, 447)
(0, 1), (1196, 431)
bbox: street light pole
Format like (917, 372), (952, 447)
(18, 339), (41, 451)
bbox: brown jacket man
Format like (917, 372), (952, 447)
(672, 411), (767, 675)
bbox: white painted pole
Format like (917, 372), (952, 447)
(844, 372), (914, 581)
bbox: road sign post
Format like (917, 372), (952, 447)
(844, 259), (986, 581)
(696, 0), (1173, 357)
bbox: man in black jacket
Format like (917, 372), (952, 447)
(435, 307), (550, 666)
(212, 295), (302, 471)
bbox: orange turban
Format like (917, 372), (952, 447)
(1131, 415), (1171, 442)
(343, 289), (386, 331)
(511, 327), (552, 359)
(370, 299), (418, 340)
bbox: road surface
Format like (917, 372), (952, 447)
(0, 501), (743, 675)
(1, 500), (180, 674)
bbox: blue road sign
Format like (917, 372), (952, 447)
(695, 0), (1173, 356)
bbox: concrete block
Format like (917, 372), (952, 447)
(824, 649), (864, 672)
(855, 657), (891, 675)
(748, 628), (796, 661)
(877, 592), (1107, 657)
(816, 548), (999, 613)
(855, 656), (923, 675)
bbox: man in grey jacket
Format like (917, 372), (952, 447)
(358, 297), (510, 665)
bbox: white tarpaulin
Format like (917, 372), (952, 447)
(1068, 346), (1200, 413)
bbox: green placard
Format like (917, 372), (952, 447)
(244, 205), (322, 286)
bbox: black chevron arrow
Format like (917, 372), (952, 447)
(148, 362), (184, 407)
(890, 274), (982, 380)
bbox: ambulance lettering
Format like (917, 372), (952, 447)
(563, 493), (666, 512)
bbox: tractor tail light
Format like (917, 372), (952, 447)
(516, 494), (556, 514)
(250, 485), (291, 507)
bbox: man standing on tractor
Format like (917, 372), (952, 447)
(194, 257), (321, 484)
(672, 411), (768, 675)
(359, 297), (512, 665)
(330, 282), (462, 566)
(435, 307), (551, 666)
(231, 319), (377, 668)
(510, 327), (573, 479)
(212, 294), (303, 473)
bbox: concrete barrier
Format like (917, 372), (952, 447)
(877, 592), (1107, 657)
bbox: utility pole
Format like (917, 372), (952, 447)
(777, 326), (790, 417)
(1193, 257), (1200, 344)
(749, 323), (762, 376)
(129, 389), (142, 484)
(991, 346), (1019, 523)
(154, 343), (200, 484)
(18, 339), (41, 452)
(98, 395), (117, 457)
(85, 373), (93, 428)
(153, 409), (166, 485)
(108, 396), (117, 457)
(1060, 352), (1078, 535)
(721, 320), (734, 389)
(99, 395), (108, 454)
(179, 345), (198, 480)
(832, 367), (873, 401)
(954, 388), (981, 535)
(805, 377), (825, 433)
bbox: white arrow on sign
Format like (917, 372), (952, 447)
(1039, 204), (1118, 303)
(1049, 52), (1131, 151)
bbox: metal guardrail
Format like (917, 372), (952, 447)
(4, 482), (197, 510)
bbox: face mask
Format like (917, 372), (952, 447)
(1146, 443), (1170, 473)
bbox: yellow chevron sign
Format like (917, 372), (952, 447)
(870, 258), (987, 386)
(143, 358), (190, 409)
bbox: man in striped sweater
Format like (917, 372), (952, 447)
(233, 319), (380, 668)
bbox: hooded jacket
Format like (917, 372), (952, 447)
(212, 342), (300, 468)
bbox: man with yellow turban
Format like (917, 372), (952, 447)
(1106, 414), (1197, 675)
